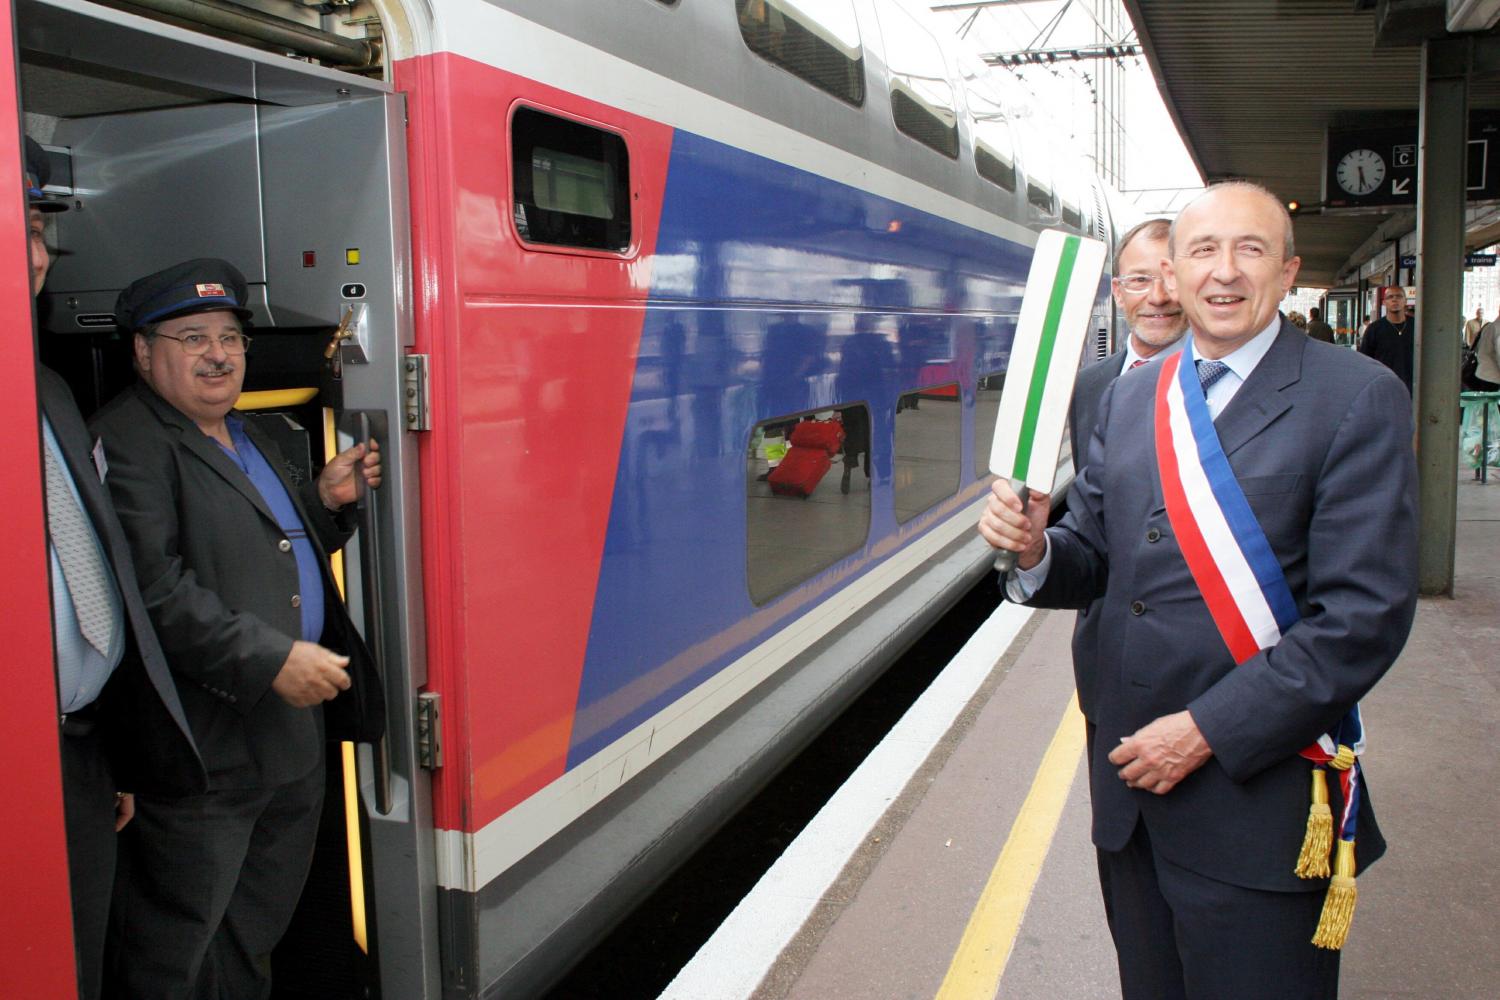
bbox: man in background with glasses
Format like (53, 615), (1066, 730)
(90, 258), (383, 998)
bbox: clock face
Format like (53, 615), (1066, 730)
(1336, 148), (1386, 196)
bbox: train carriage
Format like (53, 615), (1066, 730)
(0, 0), (1119, 996)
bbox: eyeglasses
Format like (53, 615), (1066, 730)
(152, 331), (252, 355)
(1112, 274), (1167, 295)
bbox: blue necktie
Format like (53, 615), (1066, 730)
(1196, 359), (1231, 394)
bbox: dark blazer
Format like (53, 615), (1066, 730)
(1029, 321), (1417, 891)
(91, 383), (384, 790)
(1066, 349), (1124, 723)
(38, 367), (207, 796)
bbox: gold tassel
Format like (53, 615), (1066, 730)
(1311, 839), (1357, 950)
(1295, 767), (1333, 879)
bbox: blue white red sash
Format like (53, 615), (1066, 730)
(1153, 353), (1364, 837)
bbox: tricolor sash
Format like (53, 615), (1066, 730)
(1153, 352), (1365, 949)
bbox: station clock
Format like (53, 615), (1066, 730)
(1336, 148), (1386, 196)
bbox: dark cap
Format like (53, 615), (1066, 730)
(114, 258), (255, 331)
(24, 137), (67, 214)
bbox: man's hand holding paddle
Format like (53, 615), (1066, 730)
(979, 481), (1051, 570)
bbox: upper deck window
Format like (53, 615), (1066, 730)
(974, 120), (1017, 192)
(1026, 166), (1055, 217)
(737, 0), (865, 106)
(875, 0), (958, 158)
(512, 107), (631, 252)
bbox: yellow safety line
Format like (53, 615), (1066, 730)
(236, 387), (319, 411)
(322, 406), (369, 955)
(934, 697), (1086, 1000)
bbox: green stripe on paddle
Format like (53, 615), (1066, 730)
(1012, 235), (1081, 479)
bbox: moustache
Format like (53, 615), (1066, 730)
(195, 361), (238, 376)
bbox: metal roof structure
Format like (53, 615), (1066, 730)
(1122, 0), (1500, 286)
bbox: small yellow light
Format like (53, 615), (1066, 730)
(1286, 200), (1300, 214)
(345, 248), (361, 265)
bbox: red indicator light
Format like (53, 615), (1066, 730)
(302, 251), (317, 268)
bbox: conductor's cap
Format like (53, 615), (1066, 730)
(115, 258), (255, 332)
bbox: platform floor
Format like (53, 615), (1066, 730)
(669, 473), (1500, 1000)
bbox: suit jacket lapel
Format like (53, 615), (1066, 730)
(134, 384), (279, 526)
(1212, 321), (1303, 459)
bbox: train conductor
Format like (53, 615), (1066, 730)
(24, 136), (207, 1000)
(91, 258), (385, 998)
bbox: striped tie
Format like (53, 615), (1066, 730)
(1129, 359), (1147, 370)
(42, 445), (117, 656)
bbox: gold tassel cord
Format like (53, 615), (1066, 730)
(1311, 839), (1358, 950)
(1295, 767), (1333, 878)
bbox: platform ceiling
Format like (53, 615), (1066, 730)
(1121, 0), (1500, 287)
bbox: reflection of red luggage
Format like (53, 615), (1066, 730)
(768, 446), (832, 498)
(789, 418), (844, 456)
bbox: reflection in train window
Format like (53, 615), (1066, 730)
(876, 0), (959, 158)
(746, 405), (872, 605)
(974, 371), (1004, 479)
(737, 0), (865, 107)
(894, 383), (961, 522)
(1061, 194), (1083, 230)
(1027, 173), (1055, 217)
(512, 106), (631, 251)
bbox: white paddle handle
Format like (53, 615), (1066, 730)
(992, 478), (1029, 575)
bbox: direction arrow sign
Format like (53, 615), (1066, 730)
(1391, 178), (1410, 196)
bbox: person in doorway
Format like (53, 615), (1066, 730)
(979, 182), (1418, 1000)
(23, 136), (206, 1000)
(1305, 307), (1335, 344)
(1472, 314), (1500, 392)
(91, 258), (384, 999)
(1358, 285), (1415, 394)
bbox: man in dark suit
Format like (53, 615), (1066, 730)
(980, 182), (1418, 999)
(25, 137), (206, 1000)
(91, 259), (384, 999)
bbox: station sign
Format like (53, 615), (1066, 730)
(1323, 112), (1500, 210)
(1398, 252), (1494, 269)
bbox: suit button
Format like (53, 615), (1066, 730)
(1146, 528), (1161, 543)
(1130, 600), (1146, 616)
(291, 594), (302, 608)
(279, 539), (292, 552)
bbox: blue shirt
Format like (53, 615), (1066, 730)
(43, 418), (125, 713)
(214, 415), (326, 643)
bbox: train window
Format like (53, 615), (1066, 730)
(876, 0), (958, 158)
(737, 0), (865, 107)
(746, 405), (872, 605)
(974, 371), (1004, 480)
(974, 123), (1017, 192)
(894, 381), (961, 522)
(1026, 173), (1055, 217)
(512, 106), (631, 252)
(1061, 195), (1083, 230)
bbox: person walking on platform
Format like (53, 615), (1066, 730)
(1305, 306), (1335, 344)
(1472, 316), (1500, 392)
(91, 259), (385, 999)
(21, 137), (207, 1000)
(1464, 306), (1484, 349)
(979, 182), (1418, 1000)
(1358, 285), (1414, 394)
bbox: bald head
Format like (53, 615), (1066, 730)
(1169, 182), (1295, 260)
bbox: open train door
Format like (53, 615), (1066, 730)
(0, 0), (80, 992)
(14, 0), (440, 994)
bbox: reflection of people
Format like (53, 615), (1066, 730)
(981, 183), (1417, 1000)
(92, 259), (385, 998)
(1304, 307), (1335, 344)
(26, 137), (207, 1000)
(835, 326), (893, 492)
(1358, 286), (1414, 394)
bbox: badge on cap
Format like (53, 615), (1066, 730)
(195, 282), (228, 298)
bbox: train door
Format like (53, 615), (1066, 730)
(8, 0), (438, 995)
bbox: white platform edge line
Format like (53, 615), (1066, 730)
(657, 600), (1037, 1000)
